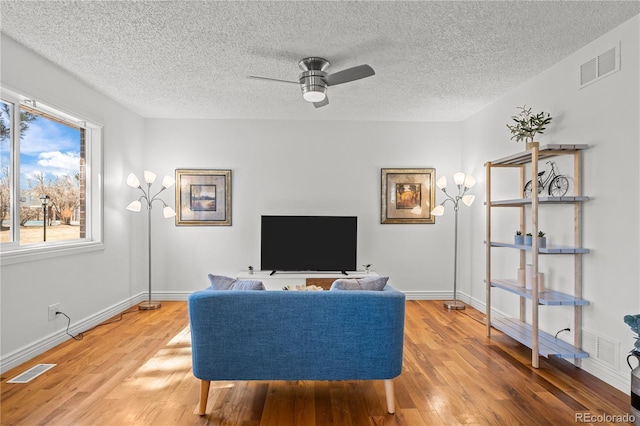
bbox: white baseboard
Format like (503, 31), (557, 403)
(402, 290), (451, 300)
(1, 291), (195, 375)
(151, 291), (191, 301)
(1, 293), (145, 375)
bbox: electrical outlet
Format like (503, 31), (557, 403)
(48, 303), (60, 321)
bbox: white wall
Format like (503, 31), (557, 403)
(0, 35), (146, 370)
(462, 15), (640, 391)
(144, 119), (463, 296)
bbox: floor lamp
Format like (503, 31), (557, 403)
(126, 171), (176, 310)
(431, 172), (476, 310)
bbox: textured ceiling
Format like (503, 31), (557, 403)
(2, 1), (639, 121)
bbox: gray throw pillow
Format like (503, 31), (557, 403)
(207, 274), (265, 290)
(357, 276), (389, 291)
(329, 278), (362, 290)
(330, 276), (389, 291)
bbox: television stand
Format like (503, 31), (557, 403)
(268, 270), (348, 276)
(237, 271), (377, 290)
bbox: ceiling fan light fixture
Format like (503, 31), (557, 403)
(302, 86), (327, 103)
(251, 56), (374, 108)
(300, 70), (327, 103)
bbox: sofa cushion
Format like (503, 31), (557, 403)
(329, 278), (361, 290)
(207, 274), (266, 291)
(330, 276), (389, 291)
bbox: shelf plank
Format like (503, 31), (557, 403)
(492, 317), (589, 359)
(488, 241), (590, 254)
(488, 144), (589, 166)
(489, 279), (590, 306)
(489, 196), (590, 206)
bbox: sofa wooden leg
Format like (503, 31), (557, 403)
(199, 380), (210, 415)
(384, 379), (395, 414)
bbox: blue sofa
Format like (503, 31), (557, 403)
(188, 285), (405, 415)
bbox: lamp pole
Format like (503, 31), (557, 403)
(40, 195), (50, 242)
(450, 201), (460, 309)
(145, 199), (155, 310)
(431, 173), (476, 311)
(126, 171), (176, 311)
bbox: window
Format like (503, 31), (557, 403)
(0, 90), (103, 263)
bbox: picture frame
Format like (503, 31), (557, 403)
(381, 168), (436, 224)
(175, 169), (231, 226)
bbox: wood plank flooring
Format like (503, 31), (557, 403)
(0, 301), (631, 425)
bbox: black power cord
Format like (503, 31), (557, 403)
(555, 327), (571, 339)
(55, 307), (139, 341)
(56, 311), (84, 341)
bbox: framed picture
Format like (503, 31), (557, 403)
(175, 169), (231, 226)
(381, 168), (436, 224)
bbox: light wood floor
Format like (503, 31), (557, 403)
(0, 301), (631, 425)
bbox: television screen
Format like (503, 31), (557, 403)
(261, 215), (357, 273)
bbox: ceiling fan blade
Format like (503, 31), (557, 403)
(324, 65), (375, 86)
(313, 97), (329, 108)
(247, 76), (298, 85)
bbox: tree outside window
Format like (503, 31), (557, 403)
(0, 99), (85, 244)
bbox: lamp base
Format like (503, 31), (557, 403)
(138, 301), (162, 310)
(444, 301), (466, 310)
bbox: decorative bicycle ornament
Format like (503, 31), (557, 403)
(523, 161), (569, 198)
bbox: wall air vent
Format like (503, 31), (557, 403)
(582, 329), (619, 370)
(579, 43), (620, 88)
(7, 363), (56, 383)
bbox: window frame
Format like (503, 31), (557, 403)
(0, 88), (104, 265)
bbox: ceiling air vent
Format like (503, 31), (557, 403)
(579, 44), (620, 88)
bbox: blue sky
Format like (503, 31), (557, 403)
(19, 115), (81, 189)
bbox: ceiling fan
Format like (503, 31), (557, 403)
(248, 57), (375, 108)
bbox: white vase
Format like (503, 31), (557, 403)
(517, 268), (526, 287)
(538, 273), (545, 292)
(525, 264), (533, 289)
(525, 266), (545, 292)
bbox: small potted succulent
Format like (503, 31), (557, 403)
(506, 105), (553, 150)
(248, 265), (254, 275)
(538, 231), (546, 248)
(525, 232), (533, 245)
(514, 230), (524, 245)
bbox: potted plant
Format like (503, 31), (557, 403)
(363, 264), (372, 274)
(624, 314), (640, 418)
(506, 105), (553, 150)
(624, 314), (640, 355)
(248, 265), (254, 275)
(538, 231), (546, 248)
(514, 230), (524, 245)
(525, 232), (533, 245)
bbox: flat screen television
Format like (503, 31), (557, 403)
(261, 215), (357, 274)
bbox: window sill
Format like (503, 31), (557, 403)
(1, 240), (104, 266)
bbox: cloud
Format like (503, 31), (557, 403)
(37, 151), (80, 176)
(17, 115), (81, 187)
(20, 151), (79, 187)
